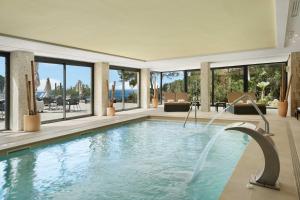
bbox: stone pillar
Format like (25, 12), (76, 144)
(288, 52), (300, 116)
(10, 51), (34, 131)
(94, 62), (109, 116)
(140, 68), (150, 109)
(201, 62), (211, 112)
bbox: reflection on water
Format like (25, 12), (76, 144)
(0, 121), (249, 200)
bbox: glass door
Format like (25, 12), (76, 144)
(36, 63), (64, 122)
(0, 55), (7, 130)
(66, 65), (92, 118)
(109, 67), (140, 111)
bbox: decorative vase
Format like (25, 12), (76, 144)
(278, 100), (288, 117)
(152, 98), (158, 108)
(107, 107), (115, 116)
(24, 114), (41, 132)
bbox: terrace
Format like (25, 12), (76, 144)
(0, 0), (300, 200)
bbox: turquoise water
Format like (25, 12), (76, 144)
(0, 121), (249, 200)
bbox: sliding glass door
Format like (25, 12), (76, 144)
(124, 70), (139, 109)
(161, 71), (185, 94)
(248, 63), (282, 107)
(35, 57), (94, 123)
(187, 70), (201, 101)
(36, 63), (64, 122)
(109, 69), (123, 111)
(66, 65), (92, 118)
(0, 54), (8, 130)
(109, 66), (140, 111)
(212, 67), (244, 104)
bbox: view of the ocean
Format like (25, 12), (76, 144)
(111, 89), (138, 101)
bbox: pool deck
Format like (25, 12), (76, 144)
(0, 106), (299, 200)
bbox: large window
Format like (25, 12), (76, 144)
(210, 63), (285, 107)
(109, 66), (140, 111)
(161, 71), (184, 101)
(248, 63), (283, 106)
(0, 53), (9, 130)
(36, 63), (64, 122)
(35, 57), (93, 123)
(151, 62), (285, 108)
(187, 70), (201, 101)
(124, 70), (139, 109)
(212, 67), (244, 103)
(66, 65), (92, 118)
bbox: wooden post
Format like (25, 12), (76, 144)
(31, 61), (37, 114)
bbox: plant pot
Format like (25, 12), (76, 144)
(107, 107), (115, 116)
(278, 100), (288, 117)
(152, 98), (158, 108)
(24, 114), (41, 132)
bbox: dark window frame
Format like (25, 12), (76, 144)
(0, 51), (10, 130)
(211, 65), (245, 105)
(210, 61), (288, 106)
(35, 56), (94, 124)
(151, 61), (287, 108)
(109, 65), (141, 112)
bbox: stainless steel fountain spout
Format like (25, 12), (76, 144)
(225, 122), (280, 190)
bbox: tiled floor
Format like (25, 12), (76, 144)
(0, 106), (299, 200)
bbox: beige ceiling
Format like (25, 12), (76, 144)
(0, 0), (276, 61)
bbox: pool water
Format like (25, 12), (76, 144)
(0, 120), (249, 200)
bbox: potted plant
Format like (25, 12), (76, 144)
(106, 80), (116, 116)
(257, 81), (269, 104)
(152, 82), (159, 108)
(278, 63), (293, 117)
(24, 61), (41, 132)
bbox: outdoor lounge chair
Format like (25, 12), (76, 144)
(68, 97), (81, 111)
(43, 97), (54, 110)
(164, 92), (190, 112)
(56, 96), (64, 109)
(227, 92), (266, 115)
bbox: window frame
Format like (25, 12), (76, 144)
(210, 62), (287, 106)
(151, 61), (287, 109)
(0, 51), (10, 130)
(35, 56), (94, 124)
(109, 65), (141, 111)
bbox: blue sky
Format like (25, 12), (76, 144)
(37, 63), (91, 92)
(162, 72), (184, 84)
(0, 57), (5, 76)
(109, 69), (138, 90)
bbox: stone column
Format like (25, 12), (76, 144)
(200, 62), (211, 112)
(140, 68), (150, 109)
(94, 62), (109, 116)
(288, 52), (300, 116)
(10, 51), (34, 131)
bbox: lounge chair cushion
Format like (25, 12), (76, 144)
(178, 99), (186, 103)
(228, 103), (266, 115)
(164, 102), (190, 112)
(167, 99), (175, 103)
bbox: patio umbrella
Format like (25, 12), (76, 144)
(35, 62), (40, 90)
(76, 80), (83, 97)
(44, 78), (52, 98)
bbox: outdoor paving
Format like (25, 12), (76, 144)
(39, 102), (138, 122)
